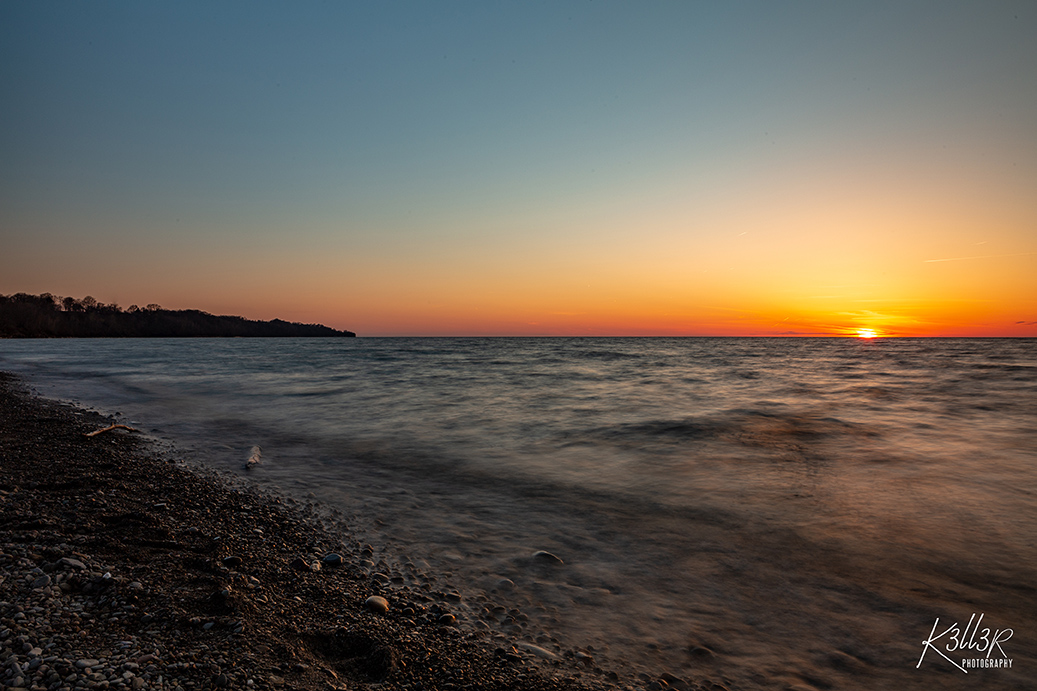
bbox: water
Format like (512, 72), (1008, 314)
(2, 337), (1035, 689)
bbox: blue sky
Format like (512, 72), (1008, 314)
(2, 2), (1035, 335)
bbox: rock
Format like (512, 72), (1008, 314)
(532, 550), (564, 565)
(245, 446), (262, 470)
(495, 647), (523, 663)
(494, 578), (515, 591)
(31, 574), (51, 589)
(1, 379), (635, 691)
(364, 596), (389, 614)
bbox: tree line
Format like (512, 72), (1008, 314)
(0, 293), (355, 338)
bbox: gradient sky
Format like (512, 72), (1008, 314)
(2, 1), (1035, 336)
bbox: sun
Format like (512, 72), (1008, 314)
(856, 328), (880, 339)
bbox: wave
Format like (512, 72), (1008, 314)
(564, 408), (881, 456)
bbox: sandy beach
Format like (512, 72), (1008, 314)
(0, 371), (634, 691)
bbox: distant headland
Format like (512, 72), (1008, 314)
(0, 293), (355, 338)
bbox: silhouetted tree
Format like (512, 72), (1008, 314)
(0, 293), (355, 338)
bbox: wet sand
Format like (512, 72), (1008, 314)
(0, 372), (622, 691)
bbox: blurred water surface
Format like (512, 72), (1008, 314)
(3, 337), (1035, 689)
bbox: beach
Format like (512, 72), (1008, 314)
(0, 371), (626, 691)
(2, 337), (1035, 691)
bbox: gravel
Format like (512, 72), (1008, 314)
(0, 371), (658, 691)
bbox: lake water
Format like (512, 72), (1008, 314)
(2, 337), (1035, 690)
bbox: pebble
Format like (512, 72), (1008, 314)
(0, 380), (631, 691)
(364, 595), (389, 614)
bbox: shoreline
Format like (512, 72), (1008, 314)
(0, 372), (620, 691)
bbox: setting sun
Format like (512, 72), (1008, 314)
(856, 329), (880, 339)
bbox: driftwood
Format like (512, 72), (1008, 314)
(83, 423), (140, 438)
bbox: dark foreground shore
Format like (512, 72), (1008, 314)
(0, 373), (632, 691)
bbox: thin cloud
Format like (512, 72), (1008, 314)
(924, 252), (1037, 263)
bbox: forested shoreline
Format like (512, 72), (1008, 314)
(0, 293), (355, 337)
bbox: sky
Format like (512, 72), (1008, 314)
(1, 1), (1035, 336)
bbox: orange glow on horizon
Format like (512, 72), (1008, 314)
(7, 200), (1034, 338)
